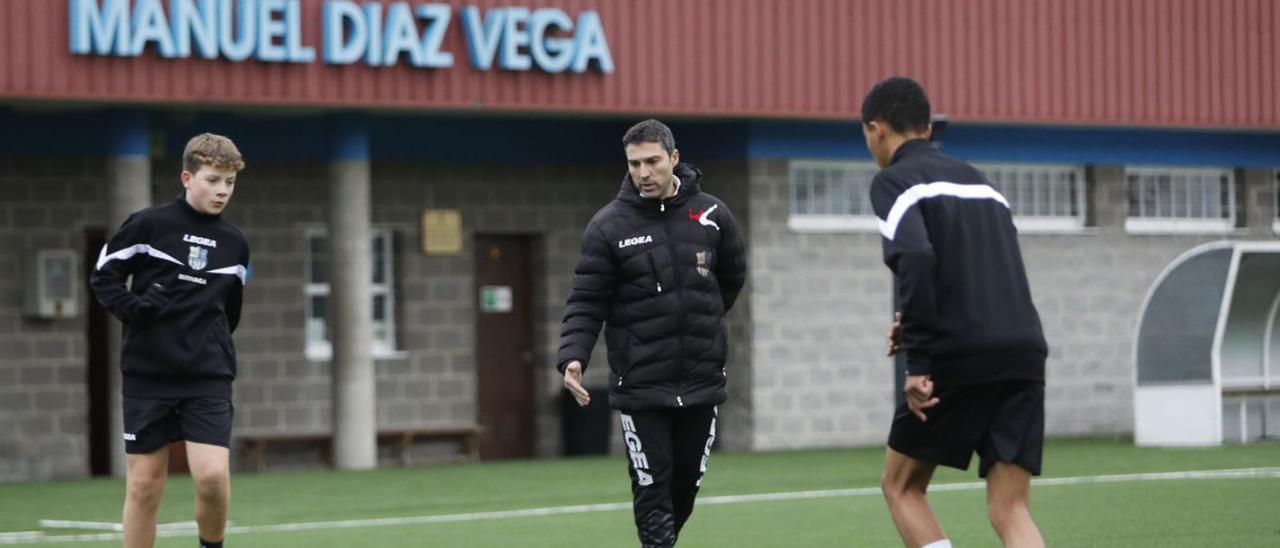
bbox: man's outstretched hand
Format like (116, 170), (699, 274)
(563, 361), (591, 407)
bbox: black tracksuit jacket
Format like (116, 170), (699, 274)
(91, 196), (250, 398)
(870, 139), (1047, 385)
(558, 164), (748, 411)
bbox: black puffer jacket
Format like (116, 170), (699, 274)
(558, 164), (747, 411)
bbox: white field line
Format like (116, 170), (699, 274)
(7, 467), (1278, 545)
(36, 520), (204, 532)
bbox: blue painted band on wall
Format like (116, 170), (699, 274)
(2, 108), (1276, 169)
(746, 121), (1280, 168)
(0, 109), (150, 157)
(109, 111), (151, 157)
(330, 116), (370, 161)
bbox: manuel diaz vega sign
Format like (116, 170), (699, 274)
(69, 0), (614, 74)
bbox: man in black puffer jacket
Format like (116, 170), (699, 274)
(557, 119), (747, 547)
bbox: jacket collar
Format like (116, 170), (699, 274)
(890, 138), (935, 166)
(616, 163), (703, 209)
(175, 194), (222, 221)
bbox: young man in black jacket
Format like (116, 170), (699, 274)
(91, 133), (250, 548)
(558, 119), (747, 547)
(862, 77), (1048, 548)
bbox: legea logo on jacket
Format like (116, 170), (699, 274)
(618, 235), (653, 249)
(183, 234), (218, 248)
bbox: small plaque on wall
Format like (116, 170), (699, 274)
(422, 209), (462, 256)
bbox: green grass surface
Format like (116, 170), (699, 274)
(2, 438), (1278, 546)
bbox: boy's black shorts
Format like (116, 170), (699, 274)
(123, 396), (233, 454)
(887, 380), (1044, 478)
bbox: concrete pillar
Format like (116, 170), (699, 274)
(329, 117), (377, 469)
(105, 112), (151, 477)
(1242, 168), (1277, 238)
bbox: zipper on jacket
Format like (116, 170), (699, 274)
(646, 253), (663, 293)
(676, 395), (684, 407)
(657, 200), (691, 393)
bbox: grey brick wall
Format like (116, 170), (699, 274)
(1, 151), (1274, 481)
(743, 161), (1279, 450)
(744, 159), (896, 450)
(1025, 166), (1279, 435)
(1, 153), (751, 480)
(211, 160), (625, 463)
(0, 157), (107, 481)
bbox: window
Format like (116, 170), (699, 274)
(1125, 167), (1237, 233)
(788, 160), (1087, 233)
(305, 228), (398, 359)
(787, 160), (882, 232)
(975, 163), (1088, 232)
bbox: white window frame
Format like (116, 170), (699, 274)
(1125, 166), (1238, 234)
(788, 159), (1090, 234)
(304, 227), (401, 361)
(974, 162), (1088, 234)
(787, 159), (883, 233)
(1272, 169), (1279, 235)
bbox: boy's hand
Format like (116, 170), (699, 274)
(904, 374), (940, 421)
(138, 283), (172, 319)
(886, 312), (903, 356)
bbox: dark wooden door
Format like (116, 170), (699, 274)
(474, 236), (535, 459)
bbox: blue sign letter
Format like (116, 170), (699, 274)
(171, 0), (219, 59)
(529, 8), (573, 74)
(497, 7), (531, 71)
(283, 0), (315, 62)
(417, 3), (453, 68)
(363, 2), (383, 66)
(571, 11), (612, 73)
(382, 2), (420, 67)
(255, 0), (287, 62)
(461, 6), (504, 71)
(70, 0), (131, 56)
(219, 0), (257, 62)
(130, 0), (177, 57)
(323, 0), (364, 64)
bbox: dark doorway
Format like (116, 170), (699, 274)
(85, 229), (111, 476)
(473, 235), (536, 459)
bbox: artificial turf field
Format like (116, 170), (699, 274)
(2, 438), (1277, 547)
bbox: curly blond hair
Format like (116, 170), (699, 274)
(182, 133), (245, 173)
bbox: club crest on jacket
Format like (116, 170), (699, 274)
(188, 246), (208, 270)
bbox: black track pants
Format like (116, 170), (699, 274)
(619, 405), (718, 548)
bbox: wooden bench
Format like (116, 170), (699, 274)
(238, 427), (481, 471)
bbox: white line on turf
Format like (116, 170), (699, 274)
(10, 467), (1279, 545)
(35, 521), (119, 532)
(36, 520), (202, 532)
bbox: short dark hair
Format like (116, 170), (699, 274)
(860, 76), (931, 134)
(622, 119), (675, 155)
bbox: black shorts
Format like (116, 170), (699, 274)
(123, 396), (233, 454)
(887, 380), (1043, 478)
